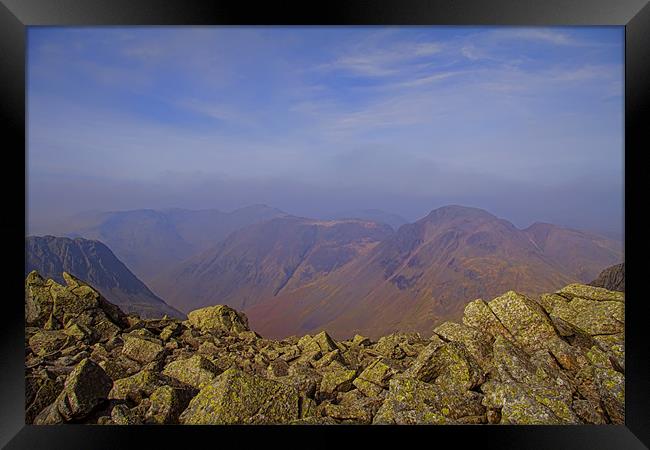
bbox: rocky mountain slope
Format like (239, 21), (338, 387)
(26, 236), (183, 319)
(327, 209), (408, 231)
(153, 216), (394, 313)
(57, 205), (286, 286)
(246, 206), (622, 339)
(589, 263), (625, 292)
(25, 270), (624, 425)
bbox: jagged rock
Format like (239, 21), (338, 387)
(180, 368), (300, 424)
(374, 332), (424, 361)
(28, 330), (71, 356)
(589, 263), (624, 292)
(557, 283), (624, 303)
(322, 391), (383, 424)
(352, 335), (371, 347)
(34, 358), (112, 424)
(26, 369), (64, 424)
(433, 321), (494, 372)
(122, 334), (165, 364)
(572, 398), (607, 424)
(162, 355), (222, 389)
(312, 331), (339, 353)
(592, 333), (624, 371)
(373, 377), (485, 424)
(278, 345), (301, 362)
(483, 336), (578, 424)
(402, 339), (483, 392)
(108, 370), (166, 403)
(312, 349), (345, 369)
(353, 358), (394, 397)
(25, 270), (625, 426)
(279, 364), (322, 398)
(186, 305), (249, 334)
(159, 323), (181, 341)
(111, 404), (144, 425)
(482, 380), (569, 425)
(541, 290), (624, 336)
(299, 395), (317, 418)
(297, 335), (322, 354)
(318, 361), (357, 400)
(267, 358), (290, 378)
(25, 271), (54, 328)
(487, 291), (563, 354)
(462, 298), (514, 341)
(585, 346), (625, 424)
(145, 385), (195, 424)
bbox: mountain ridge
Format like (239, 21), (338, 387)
(25, 235), (183, 319)
(140, 204), (621, 339)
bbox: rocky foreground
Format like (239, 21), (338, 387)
(25, 270), (624, 425)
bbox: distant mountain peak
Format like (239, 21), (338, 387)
(423, 205), (498, 222)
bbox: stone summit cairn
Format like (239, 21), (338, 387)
(25, 271), (625, 425)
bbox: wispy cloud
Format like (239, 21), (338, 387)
(27, 26), (624, 235)
(316, 37), (443, 77)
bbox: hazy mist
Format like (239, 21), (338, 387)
(27, 27), (624, 238)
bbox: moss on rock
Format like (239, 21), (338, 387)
(180, 368), (300, 424)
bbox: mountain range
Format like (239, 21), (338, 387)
(53, 205), (287, 287)
(27, 204), (623, 340)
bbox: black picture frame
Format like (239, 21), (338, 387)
(1, 0), (647, 448)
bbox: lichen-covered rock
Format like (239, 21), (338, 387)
(122, 334), (165, 364)
(34, 358), (112, 424)
(572, 398), (607, 424)
(373, 332), (424, 360)
(433, 321), (494, 372)
(462, 298), (514, 341)
(481, 380), (570, 425)
(25, 271), (54, 328)
(159, 323), (181, 341)
(267, 358), (290, 378)
(26, 369), (64, 424)
(290, 416), (339, 425)
(373, 377), (485, 424)
(179, 368), (300, 424)
(28, 330), (71, 356)
(145, 385), (195, 424)
(108, 370), (166, 403)
(557, 284), (624, 303)
(352, 335), (371, 347)
(312, 331), (339, 353)
(312, 349), (345, 369)
(318, 361), (357, 399)
(186, 305), (249, 334)
(111, 404), (143, 425)
(162, 355), (222, 389)
(592, 333), (624, 371)
(402, 339), (483, 392)
(323, 403), (373, 424)
(543, 295), (624, 336)
(25, 271), (625, 426)
(353, 358), (394, 397)
(400, 337), (445, 382)
(487, 291), (563, 354)
(484, 336), (578, 424)
(585, 346), (625, 424)
(279, 364), (322, 398)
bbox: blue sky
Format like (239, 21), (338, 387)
(27, 27), (624, 236)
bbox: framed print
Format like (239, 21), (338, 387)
(1, 0), (648, 448)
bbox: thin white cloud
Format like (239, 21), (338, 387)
(317, 40), (443, 77)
